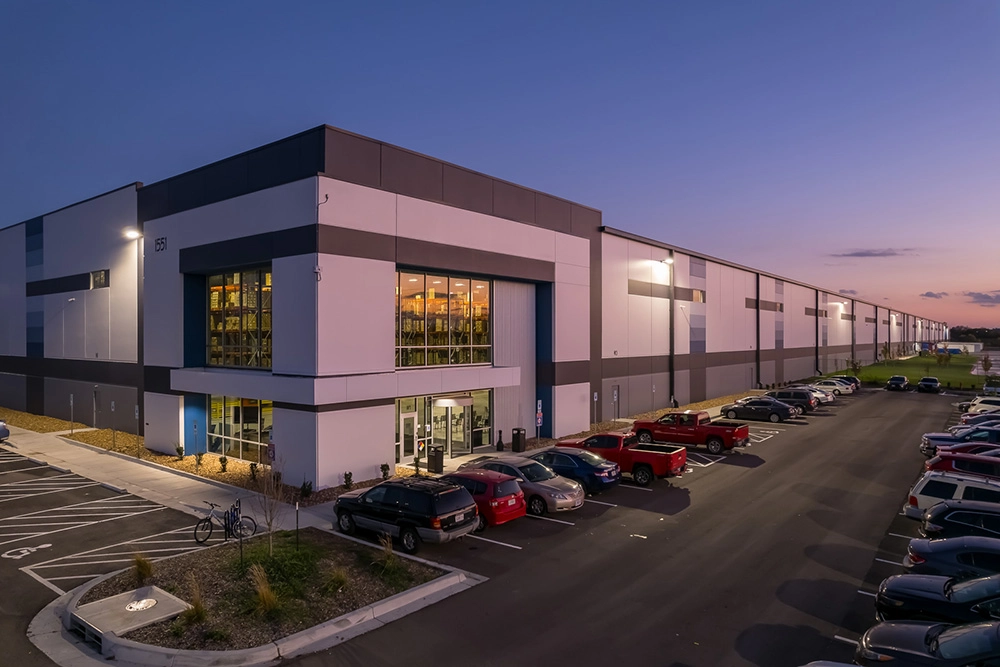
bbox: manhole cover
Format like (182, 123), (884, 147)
(125, 599), (158, 612)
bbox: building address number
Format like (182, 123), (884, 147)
(154, 237), (167, 252)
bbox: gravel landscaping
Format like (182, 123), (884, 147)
(78, 528), (443, 651)
(0, 405), (88, 433)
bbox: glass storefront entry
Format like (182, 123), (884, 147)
(395, 390), (491, 463)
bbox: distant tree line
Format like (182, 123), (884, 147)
(950, 326), (1000, 348)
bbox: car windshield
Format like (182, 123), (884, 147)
(433, 487), (474, 514)
(948, 574), (1000, 603)
(890, 376), (905, 382)
(935, 622), (997, 658)
(518, 462), (556, 482)
(574, 450), (607, 466)
(921, 377), (937, 383)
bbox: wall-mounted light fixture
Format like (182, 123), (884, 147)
(661, 258), (674, 264)
(124, 228), (142, 240)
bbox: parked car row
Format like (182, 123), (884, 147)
(334, 432), (690, 554)
(718, 377), (859, 424)
(840, 399), (1000, 665)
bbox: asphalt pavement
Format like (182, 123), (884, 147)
(286, 390), (957, 667)
(0, 449), (203, 667)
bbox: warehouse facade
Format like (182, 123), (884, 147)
(0, 125), (947, 488)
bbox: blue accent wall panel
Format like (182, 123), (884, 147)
(183, 394), (208, 454)
(183, 274), (207, 367)
(536, 386), (553, 439)
(535, 282), (554, 438)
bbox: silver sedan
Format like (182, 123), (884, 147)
(460, 454), (585, 516)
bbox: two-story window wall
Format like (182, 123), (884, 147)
(207, 267), (272, 368)
(207, 395), (273, 463)
(396, 271), (491, 368)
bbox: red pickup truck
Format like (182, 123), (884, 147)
(631, 411), (750, 455)
(558, 432), (687, 486)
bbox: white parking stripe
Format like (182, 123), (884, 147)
(888, 532), (912, 539)
(0, 466), (48, 475)
(527, 515), (575, 526)
(466, 535), (522, 550)
(857, 590), (876, 597)
(618, 484), (653, 492)
(834, 635), (859, 647)
(584, 498), (617, 507)
(875, 557), (905, 566)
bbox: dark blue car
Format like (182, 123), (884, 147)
(529, 447), (620, 494)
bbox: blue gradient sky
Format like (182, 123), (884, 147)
(2, 1), (997, 326)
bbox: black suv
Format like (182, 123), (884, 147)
(764, 389), (818, 414)
(922, 499), (1000, 540)
(334, 477), (478, 554)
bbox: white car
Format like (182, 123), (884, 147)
(968, 396), (1000, 415)
(792, 385), (836, 403)
(813, 379), (853, 395)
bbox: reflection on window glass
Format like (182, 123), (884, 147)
(207, 394), (272, 463)
(207, 266), (271, 368)
(396, 271), (491, 368)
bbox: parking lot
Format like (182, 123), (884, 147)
(0, 448), (205, 667)
(290, 389), (958, 667)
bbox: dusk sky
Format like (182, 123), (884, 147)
(2, 1), (997, 327)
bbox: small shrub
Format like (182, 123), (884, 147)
(343, 471), (353, 490)
(180, 572), (207, 625)
(375, 533), (399, 572)
(320, 568), (349, 596)
(249, 462), (258, 481)
(194, 452), (204, 468)
(249, 563), (280, 615)
(203, 627), (230, 642)
(299, 480), (313, 499)
(380, 463), (391, 480)
(373, 533), (408, 589)
(174, 443), (184, 460)
(170, 619), (185, 637)
(219, 455), (228, 473)
(132, 553), (154, 587)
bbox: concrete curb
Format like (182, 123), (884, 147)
(35, 533), (486, 667)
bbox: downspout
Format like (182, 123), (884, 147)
(668, 250), (676, 405)
(755, 273), (761, 388)
(815, 290), (821, 376)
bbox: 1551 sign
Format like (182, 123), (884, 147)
(154, 237), (167, 252)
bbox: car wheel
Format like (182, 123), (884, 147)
(399, 526), (420, 554)
(769, 413), (782, 423)
(833, 389), (841, 395)
(632, 465), (653, 487)
(474, 514), (488, 533)
(337, 511), (356, 535)
(726, 410), (738, 419)
(576, 478), (590, 495)
(637, 431), (653, 444)
(527, 495), (547, 516)
(706, 438), (724, 455)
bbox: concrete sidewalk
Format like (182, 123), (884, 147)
(1, 424), (332, 532)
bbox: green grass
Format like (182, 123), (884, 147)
(846, 354), (981, 389)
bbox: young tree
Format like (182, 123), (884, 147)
(983, 354), (994, 376)
(254, 457), (288, 557)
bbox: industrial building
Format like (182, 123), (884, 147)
(0, 125), (947, 488)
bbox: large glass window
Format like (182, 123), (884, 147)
(207, 394), (272, 463)
(396, 271), (491, 368)
(207, 267), (272, 368)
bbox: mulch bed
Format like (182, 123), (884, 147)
(0, 405), (88, 433)
(60, 429), (381, 507)
(78, 528), (443, 651)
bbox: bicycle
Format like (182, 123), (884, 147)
(194, 500), (257, 544)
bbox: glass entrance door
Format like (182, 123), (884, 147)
(400, 412), (417, 461)
(450, 405), (472, 456)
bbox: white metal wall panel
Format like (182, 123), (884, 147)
(601, 234), (629, 358)
(316, 405), (395, 489)
(316, 255), (395, 376)
(272, 254), (319, 377)
(493, 280), (535, 438)
(786, 283), (817, 349)
(143, 392), (183, 456)
(553, 383), (589, 438)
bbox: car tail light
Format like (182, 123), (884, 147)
(909, 495), (919, 507)
(926, 457), (940, 470)
(907, 547), (926, 564)
(431, 517), (442, 529)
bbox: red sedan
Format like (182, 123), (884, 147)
(440, 469), (526, 533)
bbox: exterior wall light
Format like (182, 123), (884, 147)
(124, 229), (142, 240)
(662, 258), (674, 264)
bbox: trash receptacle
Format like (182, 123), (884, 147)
(511, 428), (526, 453)
(427, 445), (445, 474)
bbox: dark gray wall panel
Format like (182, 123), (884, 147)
(324, 129), (382, 189)
(493, 180), (535, 225)
(442, 165), (493, 216)
(534, 194), (572, 235)
(381, 145), (443, 202)
(0, 373), (27, 411)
